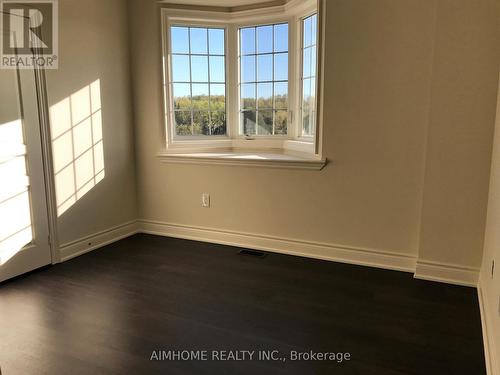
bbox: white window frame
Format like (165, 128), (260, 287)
(160, 0), (323, 159)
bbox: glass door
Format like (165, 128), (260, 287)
(0, 30), (51, 282)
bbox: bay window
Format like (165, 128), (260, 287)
(161, 0), (325, 168)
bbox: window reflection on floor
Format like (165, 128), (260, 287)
(50, 80), (105, 216)
(0, 119), (33, 265)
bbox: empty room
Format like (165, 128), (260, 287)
(1, 0), (500, 373)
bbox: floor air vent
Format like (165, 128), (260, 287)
(238, 249), (267, 258)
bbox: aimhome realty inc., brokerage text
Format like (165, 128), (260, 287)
(150, 350), (351, 363)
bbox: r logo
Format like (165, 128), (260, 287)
(1, 0), (58, 68)
(8, 8), (49, 49)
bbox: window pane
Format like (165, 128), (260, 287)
(169, 26), (226, 138)
(241, 83), (256, 109)
(274, 53), (288, 81)
(256, 25), (272, 53)
(241, 55), (255, 82)
(210, 84), (225, 111)
(310, 110), (316, 135)
(310, 78), (316, 106)
(190, 28), (207, 54)
(172, 83), (191, 110)
(302, 109), (311, 135)
(302, 78), (311, 108)
(191, 84), (209, 110)
(257, 83), (272, 109)
(209, 29), (224, 55)
(241, 110), (256, 135)
(209, 56), (225, 83)
(311, 14), (317, 45)
(274, 82), (287, 109)
(257, 110), (273, 135)
(191, 56), (208, 82)
(311, 46), (317, 76)
(274, 24), (288, 52)
(238, 22), (289, 136)
(240, 27), (255, 55)
(257, 54), (272, 82)
(175, 111), (191, 135)
(193, 111), (210, 135)
(303, 47), (311, 78)
(172, 55), (190, 82)
(275, 110), (287, 135)
(301, 14), (318, 137)
(171, 27), (189, 54)
(303, 16), (312, 47)
(211, 111), (226, 135)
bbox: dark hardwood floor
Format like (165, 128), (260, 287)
(0, 234), (485, 374)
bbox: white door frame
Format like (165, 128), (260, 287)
(32, 58), (60, 264)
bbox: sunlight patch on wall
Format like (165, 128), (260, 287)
(50, 80), (105, 216)
(0, 119), (33, 265)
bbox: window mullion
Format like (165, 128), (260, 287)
(207, 29), (212, 136)
(272, 26), (275, 136)
(254, 27), (258, 136)
(188, 27), (194, 135)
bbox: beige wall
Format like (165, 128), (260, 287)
(130, 0), (436, 256)
(419, 0), (500, 268)
(481, 71), (500, 374)
(128, 0), (499, 271)
(46, 0), (137, 245)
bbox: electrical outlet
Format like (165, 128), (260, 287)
(202, 193), (210, 208)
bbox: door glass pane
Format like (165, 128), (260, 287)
(0, 69), (33, 265)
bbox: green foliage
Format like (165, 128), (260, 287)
(174, 95), (226, 135)
(174, 94), (288, 135)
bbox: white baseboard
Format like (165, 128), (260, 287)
(479, 275), (499, 375)
(414, 260), (479, 287)
(138, 219), (417, 273)
(59, 220), (139, 262)
(56, 219), (480, 289)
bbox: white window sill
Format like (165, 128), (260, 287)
(157, 150), (327, 170)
